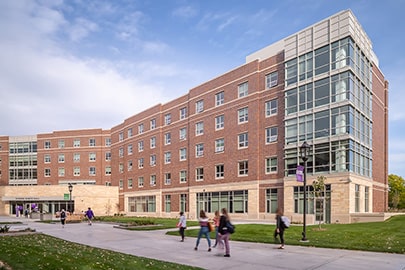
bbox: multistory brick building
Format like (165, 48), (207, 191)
(0, 10), (388, 223)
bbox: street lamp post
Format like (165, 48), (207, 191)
(300, 141), (311, 242)
(68, 183), (73, 213)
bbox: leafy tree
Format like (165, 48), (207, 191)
(388, 174), (405, 210)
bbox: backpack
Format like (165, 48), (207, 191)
(60, 211), (66, 219)
(281, 216), (290, 228)
(226, 221), (235, 234)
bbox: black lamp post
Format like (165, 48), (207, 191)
(300, 141), (311, 242)
(68, 183), (73, 201)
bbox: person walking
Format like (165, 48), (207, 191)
(84, 207), (95, 225)
(194, 210), (211, 252)
(178, 211), (187, 242)
(218, 208), (232, 257)
(274, 208), (285, 249)
(60, 209), (66, 228)
(212, 210), (221, 248)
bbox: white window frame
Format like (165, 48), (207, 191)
(196, 167), (204, 181)
(238, 160), (249, 176)
(266, 127), (278, 143)
(215, 138), (224, 152)
(164, 152), (171, 164)
(89, 166), (96, 176)
(215, 164), (224, 179)
(138, 158), (144, 169)
(180, 170), (187, 183)
(215, 91), (224, 106)
(238, 107), (249, 123)
(238, 133), (248, 148)
(196, 143), (204, 157)
(266, 71), (278, 88)
(179, 148), (187, 161)
(150, 118), (156, 129)
(266, 157), (278, 173)
(138, 123), (144, 134)
(138, 141), (144, 152)
(195, 122), (204, 136)
(164, 173), (171, 185)
(215, 115), (224, 130)
(164, 133), (171, 145)
(150, 155), (156, 166)
(196, 100), (204, 113)
(138, 176), (144, 187)
(164, 113), (171, 125)
(179, 127), (187, 140)
(150, 175), (156, 186)
(58, 154), (65, 163)
(238, 82), (248, 98)
(150, 137), (156, 149)
(265, 99), (278, 117)
(180, 107), (187, 119)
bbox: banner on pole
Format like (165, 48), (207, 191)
(296, 165), (304, 182)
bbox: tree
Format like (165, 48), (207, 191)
(388, 174), (405, 210)
(312, 176), (326, 229)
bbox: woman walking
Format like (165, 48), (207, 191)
(178, 211), (187, 242)
(194, 210), (211, 252)
(218, 208), (231, 257)
(212, 210), (220, 247)
(274, 208), (285, 249)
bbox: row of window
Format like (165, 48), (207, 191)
(44, 167), (100, 177)
(118, 75), (279, 142)
(42, 138), (112, 149)
(42, 152), (109, 163)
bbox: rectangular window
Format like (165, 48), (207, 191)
(164, 113), (171, 125)
(179, 148), (187, 161)
(215, 115), (224, 130)
(128, 144), (133, 155)
(44, 154), (51, 163)
(164, 133), (171, 145)
(180, 170), (187, 183)
(365, 186), (369, 212)
(138, 124), (144, 134)
(196, 100), (204, 113)
(195, 122), (204, 136)
(128, 128), (133, 138)
(150, 175), (156, 186)
(138, 141), (144, 152)
(150, 155), (156, 166)
(105, 152), (111, 161)
(238, 82), (248, 98)
(266, 71), (278, 88)
(238, 160), (248, 176)
(215, 164), (224, 179)
(179, 127), (187, 140)
(266, 189), (278, 213)
(89, 138), (96, 147)
(138, 176), (144, 187)
(89, 167), (96, 176)
(150, 137), (156, 148)
(105, 138), (111, 146)
(355, 184), (360, 212)
(119, 163), (124, 173)
(215, 91), (224, 106)
(89, 153), (96, 161)
(74, 167), (80, 176)
(238, 133), (248, 148)
(164, 152), (171, 164)
(265, 99), (278, 117)
(265, 157), (278, 173)
(44, 141), (51, 149)
(215, 138), (224, 153)
(58, 140), (65, 149)
(180, 194), (187, 213)
(58, 154), (65, 163)
(165, 195), (171, 213)
(119, 132), (124, 141)
(74, 153), (80, 162)
(238, 107), (248, 123)
(119, 179), (123, 189)
(73, 139), (80, 147)
(44, 168), (51, 177)
(105, 166), (111, 175)
(180, 107), (187, 119)
(265, 127), (278, 143)
(196, 143), (204, 157)
(128, 178), (133, 189)
(119, 148), (124, 157)
(58, 167), (65, 177)
(196, 167), (204, 181)
(127, 160), (133, 171)
(150, 118), (156, 129)
(164, 173), (171, 185)
(315, 45), (330, 76)
(138, 158), (144, 168)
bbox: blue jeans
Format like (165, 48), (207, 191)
(195, 226), (211, 248)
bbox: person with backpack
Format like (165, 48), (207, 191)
(218, 208), (233, 257)
(274, 208), (286, 249)
(60, 209), (67, 228)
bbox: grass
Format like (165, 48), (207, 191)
(167, 215), (405, 254)
(0, 234), (202, 270)
(95, 216), (200, 230)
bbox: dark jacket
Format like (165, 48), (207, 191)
(218, 215), (228, 234)
(276, 214), (285, 231)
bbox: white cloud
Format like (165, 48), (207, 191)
(67, 17), (99, 42)
(172, 5), (198, 18)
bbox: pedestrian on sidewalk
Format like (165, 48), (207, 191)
(60, 209), (66, 228)
(194, 210), (211, 252)
(218, 208), (232, 257)
(212, 210), (221, 248)
(178, 211), (187, 242)
(274, 208), (285, 249)
(84, 207), (95, 225)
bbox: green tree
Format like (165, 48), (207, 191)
(388, 174), (405, 210)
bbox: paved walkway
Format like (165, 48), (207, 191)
(1, 216), (404, 270)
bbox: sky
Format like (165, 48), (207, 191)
(0, 0), (404, 177)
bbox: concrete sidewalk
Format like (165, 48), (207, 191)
(1, 216), (404, 270)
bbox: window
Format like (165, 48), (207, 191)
(266, 157), (278, 173)
(89, 153), (96, 161)
(128, 178), (133, 189)
(315, 45), (330, 76)
(105, 152), (111, 161)
(195, 122), (204, 136)
(238, 107), (248, 123)
(119, 132), (124, 141)
(58, 154), (65, 163)
(238, 160), (248, 176)
(138, 141), (144, 152)
(196, 143), (204, 157)
(58, 140), (65, 149)
(74, 153), (80, 162)
(58, 168), (65, 177)
(128, 128), (133, 138)
(266, 189), (278, 213)
(165, 195), (171, 212)
(266, 71), (278, 88)
(119, 148), (124, 157)
(180, 194), (187, 212)
(238, 133), (248, 148)
(138, 124), (144, 134)
(265, 99), (278, 117)
(138, 158), (144, 168)
(128, 144), (133, 155)
(150, 155), (156, 166)
(119, 179), (123, 189)
(179, 148), (187, 161)
(119, 163), (124, 173)
(150, 137), (156, 148)
(44, 168), (51, 177)
(164, 173), (171, 185)
(89, 138), (96, 147)
(74, 167), (80, 176)
(105, 166), (111, 175)
(150, 175), (156, 186)
(355, 184), (360, 212)
(138, 176), (144, 187)
(265, 127), (278, 143)
(180, 107), (187, 119)
(164, 113), (171, 125)
(180, 170), (187, 183)
(164, 152), (171, 164)
(196, 167), (204, 181)
(73, 139), (80, 147)
(89, 167), (96, 176)
(150, 118), (156, 129)
(44, 154), (51, 163)
(215, 138), (224, 152)
(179, 127), (187, 140)
(215, 115), (224, 130)
(105, 138), (111, 146)
(215, 91), (224, 106)
(44, 141), (51, 149)
(127, 160), (133, 171)
(365, 186), (369, 212)
(164, 133), (171, 145)
(238, 82), (248, 98)
(196, 100), (204, 113)
(215, 164), (224, 179)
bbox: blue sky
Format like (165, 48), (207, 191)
(0, 0), (404, 177)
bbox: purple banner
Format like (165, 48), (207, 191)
(296, 165), (304, 182)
